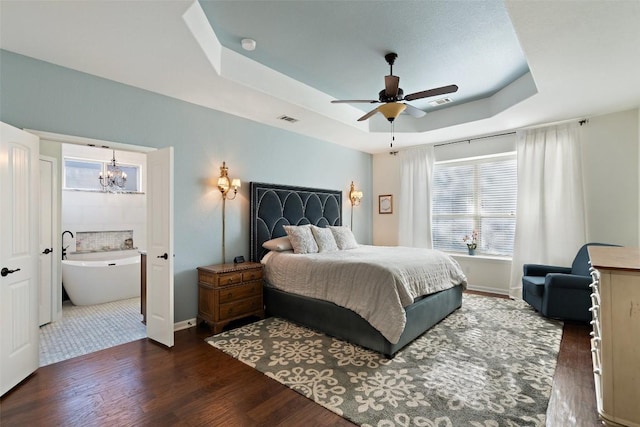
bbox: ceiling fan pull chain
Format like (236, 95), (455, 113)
(390, 122), (395, 148)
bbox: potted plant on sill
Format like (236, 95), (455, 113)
(463, 230), (478, 255)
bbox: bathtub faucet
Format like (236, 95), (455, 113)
(62, 230), (74, 260)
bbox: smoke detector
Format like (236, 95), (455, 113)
(241, 38), (256, 51)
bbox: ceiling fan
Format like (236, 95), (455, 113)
(331, 52), (459, 123)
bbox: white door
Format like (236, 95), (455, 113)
(146, 147), (174, 347)
(39, 157), (56, 326)
(0, 123), (40, 396)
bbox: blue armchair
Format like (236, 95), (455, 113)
(522, 243), (619, 322)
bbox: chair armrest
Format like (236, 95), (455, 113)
(545, 273), (592, 290)
(523, 264), (572, 276)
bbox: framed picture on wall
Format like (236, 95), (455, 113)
(378, 194), (393, 214)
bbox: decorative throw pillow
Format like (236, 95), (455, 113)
(283, 225), (319, 254)
(262, 236), (293, 252)
(328, 226), (358, 250)
(310, 225), (339, 252)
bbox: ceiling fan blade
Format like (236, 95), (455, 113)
(331, 99), (379, 104)
(403, 84), (459, 101)
(357, 107), (380, 122)
(385, 75), (399, 97)
(402, 103), (426, 118)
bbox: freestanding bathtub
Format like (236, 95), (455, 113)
(62, 250), (141, 306)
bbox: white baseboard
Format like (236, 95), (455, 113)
(174, 318), (197, 331)
(466, 284), (510, 296)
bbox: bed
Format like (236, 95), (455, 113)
(249, 182), (466, 357)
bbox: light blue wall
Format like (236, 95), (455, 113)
(0, 50), (373, 322)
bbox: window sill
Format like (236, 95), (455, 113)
(447, 252), (512, 262)
(63, 188), (145, 195)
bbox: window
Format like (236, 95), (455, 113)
(117, 165), (140, 193)
(64, 159), (103, 191)
(432, 153), (516, 256)
(64, 158), (141, 192)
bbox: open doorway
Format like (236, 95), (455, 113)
(38, 140), (149, 366)
(2, 125), (173, 394)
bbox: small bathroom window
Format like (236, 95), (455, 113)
(118, 164), (140, 193)
(64, 159), (104, 191)
(64, 158), (142, 193)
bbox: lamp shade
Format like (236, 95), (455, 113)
(231, 178), (241, 189)
(378, 102), (407, 122)
(349, 181), (363, 206)
(218, 176), (230, 191)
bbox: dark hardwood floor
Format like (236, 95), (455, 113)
(1, 294), (602, 426)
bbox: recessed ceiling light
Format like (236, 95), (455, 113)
(241, 38), (256, 51)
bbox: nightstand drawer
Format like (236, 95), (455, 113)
(219, 296), (263, 321)
(242, 269), (263, 282)
(198, 270), (242, 287)
(218, 281), (262, 304)
(217, 272), (242, 286)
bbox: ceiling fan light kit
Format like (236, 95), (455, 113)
(331, 52), (458, 124)
(378, 103), (407, 122)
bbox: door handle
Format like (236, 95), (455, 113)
(1, 267), (21, 277)
(42, 248), (53, 255)
(157, 253), (168, 260)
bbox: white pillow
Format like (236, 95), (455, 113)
(262, 236), (293, 252)
(283, 225), (319, 254)
(328, 226), (358, 250)
(310, 225), (339, 252)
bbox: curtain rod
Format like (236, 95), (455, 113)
(389, 117), (588, 155)
(433, 131), (516, 148)
(437, 117), (589, 147)
(520, 117), (589, 131)
(389, 131), (516, 155)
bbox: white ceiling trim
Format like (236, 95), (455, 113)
(1, 1), (639, 154)
(183, 1), (369, 132)
(178, 1), (539, 149)
(182, 0), (222, 75)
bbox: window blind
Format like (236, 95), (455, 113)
(432, 154), (516, 256)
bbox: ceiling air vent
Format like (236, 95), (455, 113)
(277, 115), (299, 123)
(429, 97), (453, 107)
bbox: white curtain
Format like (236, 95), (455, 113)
(398, 145), (435, 248)
(509, 123), (587, 298)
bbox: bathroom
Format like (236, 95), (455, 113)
(40, 143), (148, 366)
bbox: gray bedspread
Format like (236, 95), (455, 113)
(262, 245), (467, 343)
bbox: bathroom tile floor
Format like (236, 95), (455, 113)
(39, 297), (146, 367)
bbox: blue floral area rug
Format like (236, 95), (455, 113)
(206, 294), (562, 427)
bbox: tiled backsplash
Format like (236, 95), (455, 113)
(75, 230), (135, 252)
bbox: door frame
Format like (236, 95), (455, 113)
(39, 155), (59, 324)
(28, 130), (173, 343)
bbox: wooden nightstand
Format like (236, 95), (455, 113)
(197, 262), (264, 334)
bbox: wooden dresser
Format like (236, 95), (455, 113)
(588, 246), (640, 427)
(197, 262), (264, 334)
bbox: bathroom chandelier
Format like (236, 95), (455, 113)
(99, 150), (127, 193)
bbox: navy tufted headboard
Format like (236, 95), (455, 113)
(249, 182), (342, 262)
